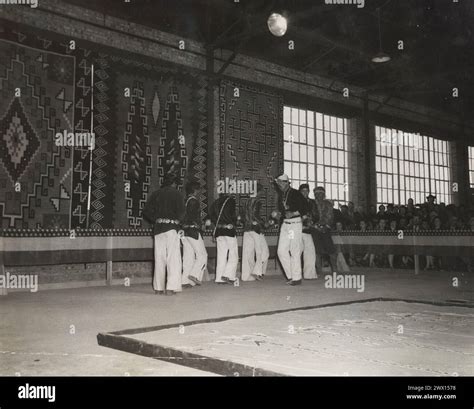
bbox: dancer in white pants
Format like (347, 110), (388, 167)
(299, 183), (318, 279)
(209, 194), (238, 284)
(274, 174), (308, 286)
(182, 235), (207, 285)
(182, 182), (208, 287)
(277, 217), (303, 282)
(302, 232), (317, 279)
(215, 235), (239, 283)
(142, 173), (185, 295)
(242, 231), (269, 281)
(241, 184), (269, 281)
(153, 229), (182, 292)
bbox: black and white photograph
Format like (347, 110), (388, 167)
(0, 0), (473, 408)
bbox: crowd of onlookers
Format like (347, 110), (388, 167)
(333, 196), (474, 233)
(330, 195), (474, 272)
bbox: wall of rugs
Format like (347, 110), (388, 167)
(0, 21), (283, 232)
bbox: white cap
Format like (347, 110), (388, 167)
(275, 174), (289, 182)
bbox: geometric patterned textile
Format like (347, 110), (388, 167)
(0, 21), (209, 230)
(158, 85), (187, 191)
(0, 35), (74, 229)
(219, 80), (283, 220)
(122, 81), (152, 228)
(0, 97), (40, 182)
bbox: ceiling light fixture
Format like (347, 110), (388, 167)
(267, 13), (287, 37)
(372, 8), (391, 63)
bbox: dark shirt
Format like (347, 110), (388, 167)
(142, 186), (185, 235)
(242, 197), (265, 234)
(183, 195), (202, 239)
(302, 198), (317, 233)
(314, 199), (335, 229)
(209, 196), (237, 238)
(277, 188), (308, 220)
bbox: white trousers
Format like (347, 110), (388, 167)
(302, 232), (317, 279)
(241, 231), (270, 281)
(153, 230), (182, 292)
(215, 236), (238, 283)
(277, 218), (303, 281)
(182, 234), (208, 285)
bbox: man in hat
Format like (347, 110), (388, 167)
(312, 186), (338, 274)
(241, 183), (269, 281)
(181, 181), (208, 288)
(209, 193), (238, 284)
(298, 183), (318, 279)
(426, 194), (437, 213)
(274, 174), (308, 285)
(142, 173), (185, 295)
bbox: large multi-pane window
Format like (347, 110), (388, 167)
(375, 126), (452, 205)
(469, 146), (474, 188)
(283, 106), (349, 203)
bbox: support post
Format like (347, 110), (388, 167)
(106, 235), (113, 285)
(363, 92), (375, 207)
(0, 263), (7, 295)
(0, 240), (6, 295)
(414, 255), (420, 275)
(106, 261), (113, 286)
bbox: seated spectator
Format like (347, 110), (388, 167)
(347, 201), (355, 218)
(353, 205), (365, 229)
(359, 219), (368, 232)
(399, 206), (407, 218)
(368, 204), (377, 218)
(428, 210), (438, 224)
(468, 215), (474, 231)
(409, 215), (421, 232)
(369, 217), (379, 230)
(421, 218), (430, 231)
(433, 216), (443, 230)
(399, 217), (408, 230)
(377, 204), (387, 220)
(339, 205), (354, 229)
(448, 216), (459, 231)
(386, 203), (396, 218)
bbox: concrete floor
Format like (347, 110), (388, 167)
(0, 268), (472, 376)
(129, 301), (473, 376)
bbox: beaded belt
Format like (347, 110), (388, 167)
(284, 217), (302, 224)
(217, 224), (234, 229)
(156, 218), (179, 224)
(183, 224), (199, 229)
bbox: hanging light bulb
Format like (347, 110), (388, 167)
(372, 8), (391, 63)
(267, 13), (287, 37)
(372, 51), (391, 63)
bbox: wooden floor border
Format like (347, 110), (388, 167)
(97, 297), (473, 376)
